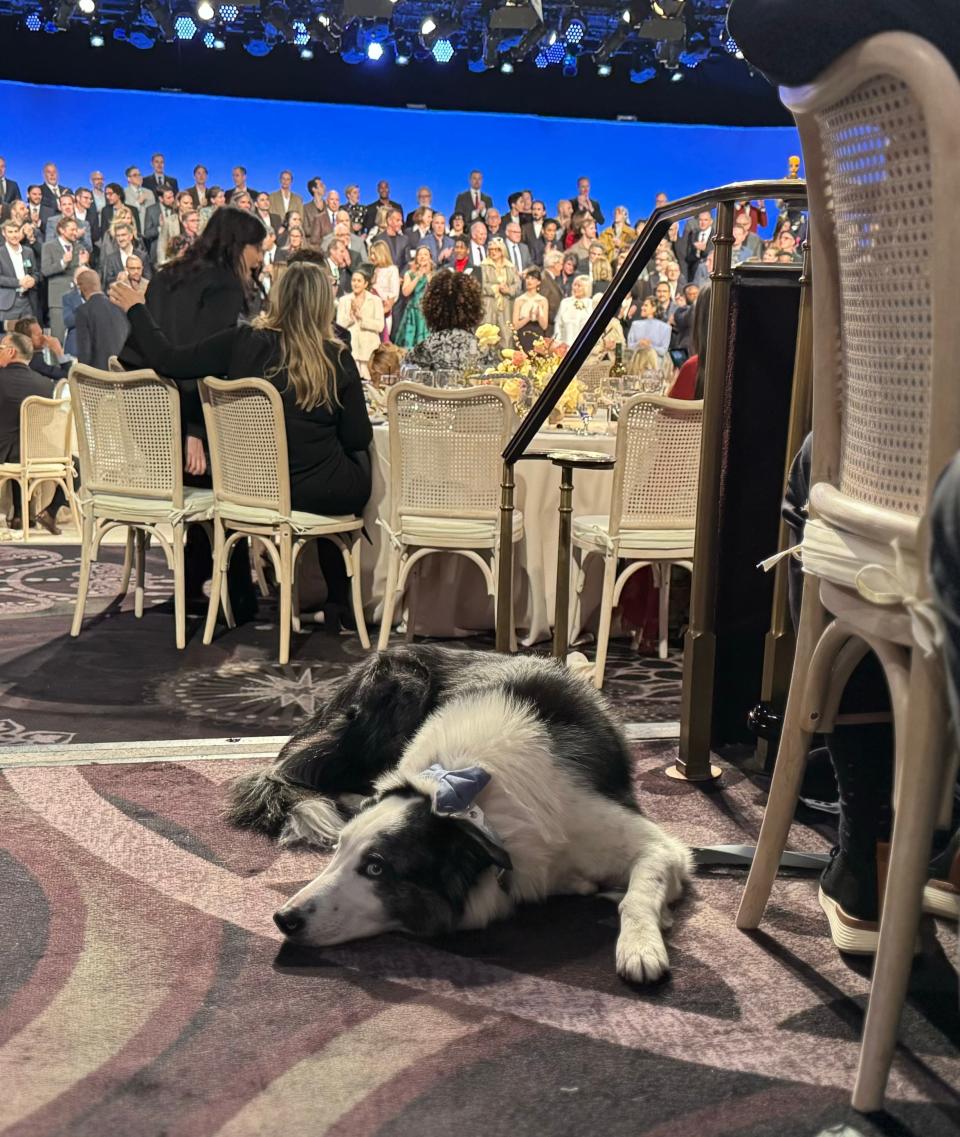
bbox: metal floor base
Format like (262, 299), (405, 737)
(693, 844), (830, 870)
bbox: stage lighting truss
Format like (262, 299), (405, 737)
(0, 0), (748, 77)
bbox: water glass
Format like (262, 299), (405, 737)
(435, 369), (458, 389)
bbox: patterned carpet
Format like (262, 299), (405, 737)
(1, 743), (958, 1137)
(0, 544), (682, 747)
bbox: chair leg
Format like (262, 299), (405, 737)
(344, 535), (371, 649)
(64, 477), (81, 534)
(852, 650), (949, 1113)
(134, 529), (146, 618)
(203, 519), (226, 646)
(377, 546), (402, 651)
(119, 527), (134, 594)
(252, 537), (271, 597)
(736, 575), (832, 930)
(278, 528), (293, 665)
(20, 476), (29, 541)
(221, 533), (237, 629)
(70, 512), (95, 637)
(658, 562), (672, 660)
(172, 524), (186, 649)
(291, 547), (302, 633)
(593, 552), (619, 689)
(405, 562), (419, 643)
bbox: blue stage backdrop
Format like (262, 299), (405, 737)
(1, 80), (798, 231)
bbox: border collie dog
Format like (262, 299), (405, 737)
(228, 645), (692, 983)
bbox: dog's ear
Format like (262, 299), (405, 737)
(448, 818), (513, 872)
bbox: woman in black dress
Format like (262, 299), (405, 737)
(119, 208), (267, 614)
(110, 262), (373, 631)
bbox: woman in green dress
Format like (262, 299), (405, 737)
(394, 246), (434, 348)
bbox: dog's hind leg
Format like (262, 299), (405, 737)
(614, 819), (692, 984)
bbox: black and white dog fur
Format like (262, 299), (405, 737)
(227, 645), (692, 983)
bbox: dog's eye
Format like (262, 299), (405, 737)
(364, 861), (383, 877)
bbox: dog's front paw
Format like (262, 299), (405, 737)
(616, 927), (670, 984)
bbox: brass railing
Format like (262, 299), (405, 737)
(494, 178), (809, 780)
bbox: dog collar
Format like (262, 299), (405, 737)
(421, 763), (513, 885)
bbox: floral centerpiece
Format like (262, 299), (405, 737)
(473, 328), (583, 418)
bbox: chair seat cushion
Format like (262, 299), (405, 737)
(88, 487), (215, 521)
(801, 516), (921, 598)
(219, 502), (361, 534)
(572, 515), (695, 556)
(397, 511), (524, 548)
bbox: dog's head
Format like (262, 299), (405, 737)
(274, 788), (507, 945)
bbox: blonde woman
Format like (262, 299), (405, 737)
(480, 237), (519, 348)
(553, 274), (594, 346)
(110, 261), (373, 630)
(591, 256), (612, 296)
(600, 206), (637, 262)
(368, 240), (400, 338)
(336, 270), (386, 378)
(394, 246), (434, 348)
(100, 205), (143, 260)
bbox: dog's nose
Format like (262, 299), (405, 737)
(274, 908), (306, 936)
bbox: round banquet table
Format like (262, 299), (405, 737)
(360, 422), (617, 644)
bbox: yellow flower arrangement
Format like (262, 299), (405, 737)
(476, 333), (585, 417)
(475, 323), (502, 350)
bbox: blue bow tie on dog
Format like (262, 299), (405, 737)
(422, 763), (513, 877)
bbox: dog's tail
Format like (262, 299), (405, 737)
(226, 768), (347, 848)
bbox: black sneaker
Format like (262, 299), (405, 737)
(818, 845), (883, 955)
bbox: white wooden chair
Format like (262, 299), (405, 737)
(734, 33), (960, 1112)
(199, 376), (369, 665)
(570, 394), (702, 687)
(68, 365), (215, 648)
(0, 395), (80, 541)
(378, 382), (522, 650)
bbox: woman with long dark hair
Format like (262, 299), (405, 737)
(110, 262), (373, 634)
(118, 207), (268, 614)
(668, 285), (710, 400)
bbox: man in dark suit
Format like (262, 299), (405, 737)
(143, 186), (178, 261)
(44, 193), (93, 256)
(468, 221), (488, 269)
(569, 177), (605, 228)
(40, 163), (70, 216)
(0, 157), (20, 206)
(678, 209), (715, 282)
(404, 186), (434, 230)
(13, 317), (71, 381)
(377, 209), (408, 267)
(73, 270), (130, 371)
(0, 218), (40, 322)
(225, 166), (258, 204)
(325, 240), (353, 298)
(185, 165), (209, 210)
(73, 187), (101, 255)
(454, 170), (493, 226)
(24, 185), (44, 230)
(0, 330), (61, 530)
(502, 221), (532, 274)
(522, 200), (548, 264)
(101, 222), (153, 288)
(362, 180), (403, 233)
(143, 153), (179, 197)
(540, 251), (565, 337)
(100, 183), (143, 239)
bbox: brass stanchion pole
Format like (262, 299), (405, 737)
(495, 461), (516, 654)
(673, 199), (736, 782)
(553, 463), (575, 660)
(756, 239), (814, 768)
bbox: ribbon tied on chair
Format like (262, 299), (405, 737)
(853, 537), (944, 659)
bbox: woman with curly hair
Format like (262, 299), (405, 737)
(405, 270), (488, 373)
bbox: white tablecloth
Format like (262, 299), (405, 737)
(361, 424), (616, 643)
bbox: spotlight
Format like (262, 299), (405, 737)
(263, 2), (294, 40)
(420, 14), (436, 35)
(174, 12), (198, 39)
(196, 0), (213, 18)
(78, 0), (96, 14)
(218, 3), (237, 19)
(396, 51), (409, 64)
(89, 30), (104, 44)
(597, 61), (611, 76)
(561, 9), (585, 44)
(52, 0), (73, 30)
(300, 45), (313, 58)
(432, 37), (453, 62)
(561, 51), (577, 76)
(621, 7), (631, 23)
(143, 0), (176, 40)
(243, 35), (272, 54)
(25, 11), (42, 29)
(367, 39), (383, 59)
(292, 18), (309, 43)
(652, 0), (685, 16)
(671, 70), (683, 81)
(500, 59), (513, 73)
(488, 0), (542, 32)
